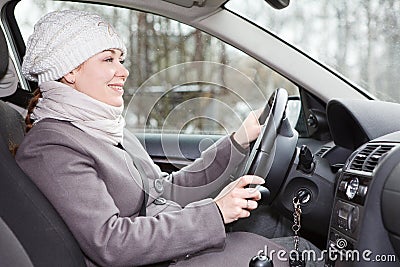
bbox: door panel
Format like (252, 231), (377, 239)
(135, 133), (222, 172)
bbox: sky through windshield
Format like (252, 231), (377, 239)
(227, 0), (400, 103)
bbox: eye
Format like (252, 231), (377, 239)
(105, 57), (113, 62)
(119, 59), (125, 64)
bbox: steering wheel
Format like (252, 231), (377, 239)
(240, 88), (298, 203)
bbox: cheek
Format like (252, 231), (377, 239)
(74, 66), (116, 95)
(89, 68), (112, 83)
(98, 67), (116, 81)
(84, 72), (109, 88)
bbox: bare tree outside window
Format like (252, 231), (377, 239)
(15, 0), (299, 134)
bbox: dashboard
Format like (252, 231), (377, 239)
(272, 98), (400, 265)
(325, 98), (400, 265)
(327, 136), (400, 266)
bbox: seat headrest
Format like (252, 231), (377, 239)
(0, 30), (18, 97)
(0, 30), (8, 78)
(0, 58), (18, 97)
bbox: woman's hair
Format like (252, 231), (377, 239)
(25, 88), (41, 133)
(9, 88), (41, 156)
(10, 88), (41, 156)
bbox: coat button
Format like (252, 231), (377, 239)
(154, 178), (164, 193)
(153, 197), (167, 205)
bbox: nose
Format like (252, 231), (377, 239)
(116, 62), (129, 79)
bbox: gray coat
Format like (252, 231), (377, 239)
(15, 119), (250, 266)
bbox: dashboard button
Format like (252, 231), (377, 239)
(357, 185), (368, 198)
(338, 181), (348, 192)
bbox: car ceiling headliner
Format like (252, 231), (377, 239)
(78, 0), (225, 23)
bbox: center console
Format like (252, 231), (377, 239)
(326, 143), (396, 266)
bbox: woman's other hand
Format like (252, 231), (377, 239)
(233, 109), (263, 149)
(214, 175), (264, 224)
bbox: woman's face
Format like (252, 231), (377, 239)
(65, 49), (129, 107)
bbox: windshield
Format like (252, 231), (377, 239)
(227, 0), (400, 103)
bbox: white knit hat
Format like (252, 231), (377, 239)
(22, 10), (127, 85)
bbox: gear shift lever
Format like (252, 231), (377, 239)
(249, 249), (273, 267)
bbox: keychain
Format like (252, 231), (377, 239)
(289, 197), (305, 267)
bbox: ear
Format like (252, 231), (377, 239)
(63, 70), (77, 85)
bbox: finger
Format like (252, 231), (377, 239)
(241, 199), (258, 210)
(241, 198), (250, 209)
(245, 200), (258, 210)
(237, 175), (265, 188)
(245, 185), (262, 194)
(245, 188), (262, 200)
(232, 187), (261, 200)
(239, 208), (251, 219)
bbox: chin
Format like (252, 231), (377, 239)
(109, 101), (124, 107)
(103, 97), (124, 107)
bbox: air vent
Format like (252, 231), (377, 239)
(349, 144), (394, 173)
(316, 145), (332, 157)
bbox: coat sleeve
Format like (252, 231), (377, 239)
(122, 129), (249, 206)
(16, 127), (226, 267)
(163, 134), (249, 205)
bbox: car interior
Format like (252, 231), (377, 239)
(1, 0), (400, 266)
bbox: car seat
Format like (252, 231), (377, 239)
(0, 216), (33, 266)
(0, 28), (86, 266)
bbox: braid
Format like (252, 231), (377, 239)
(25, 88), (42, 133)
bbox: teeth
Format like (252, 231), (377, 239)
(109, 85), (123, 90)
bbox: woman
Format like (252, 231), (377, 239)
(16, 10), (321, 267)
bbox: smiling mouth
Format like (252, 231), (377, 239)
(108, 84), (124, 93)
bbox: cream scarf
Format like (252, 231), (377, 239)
(31, 81), (125, 145)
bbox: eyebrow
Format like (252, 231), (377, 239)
(103, 49), (124, 57)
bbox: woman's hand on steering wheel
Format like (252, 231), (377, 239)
(214, 175), (265, 224)
(233, 109), (263, 149)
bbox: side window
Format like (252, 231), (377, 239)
(15, 0), (299, 135)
